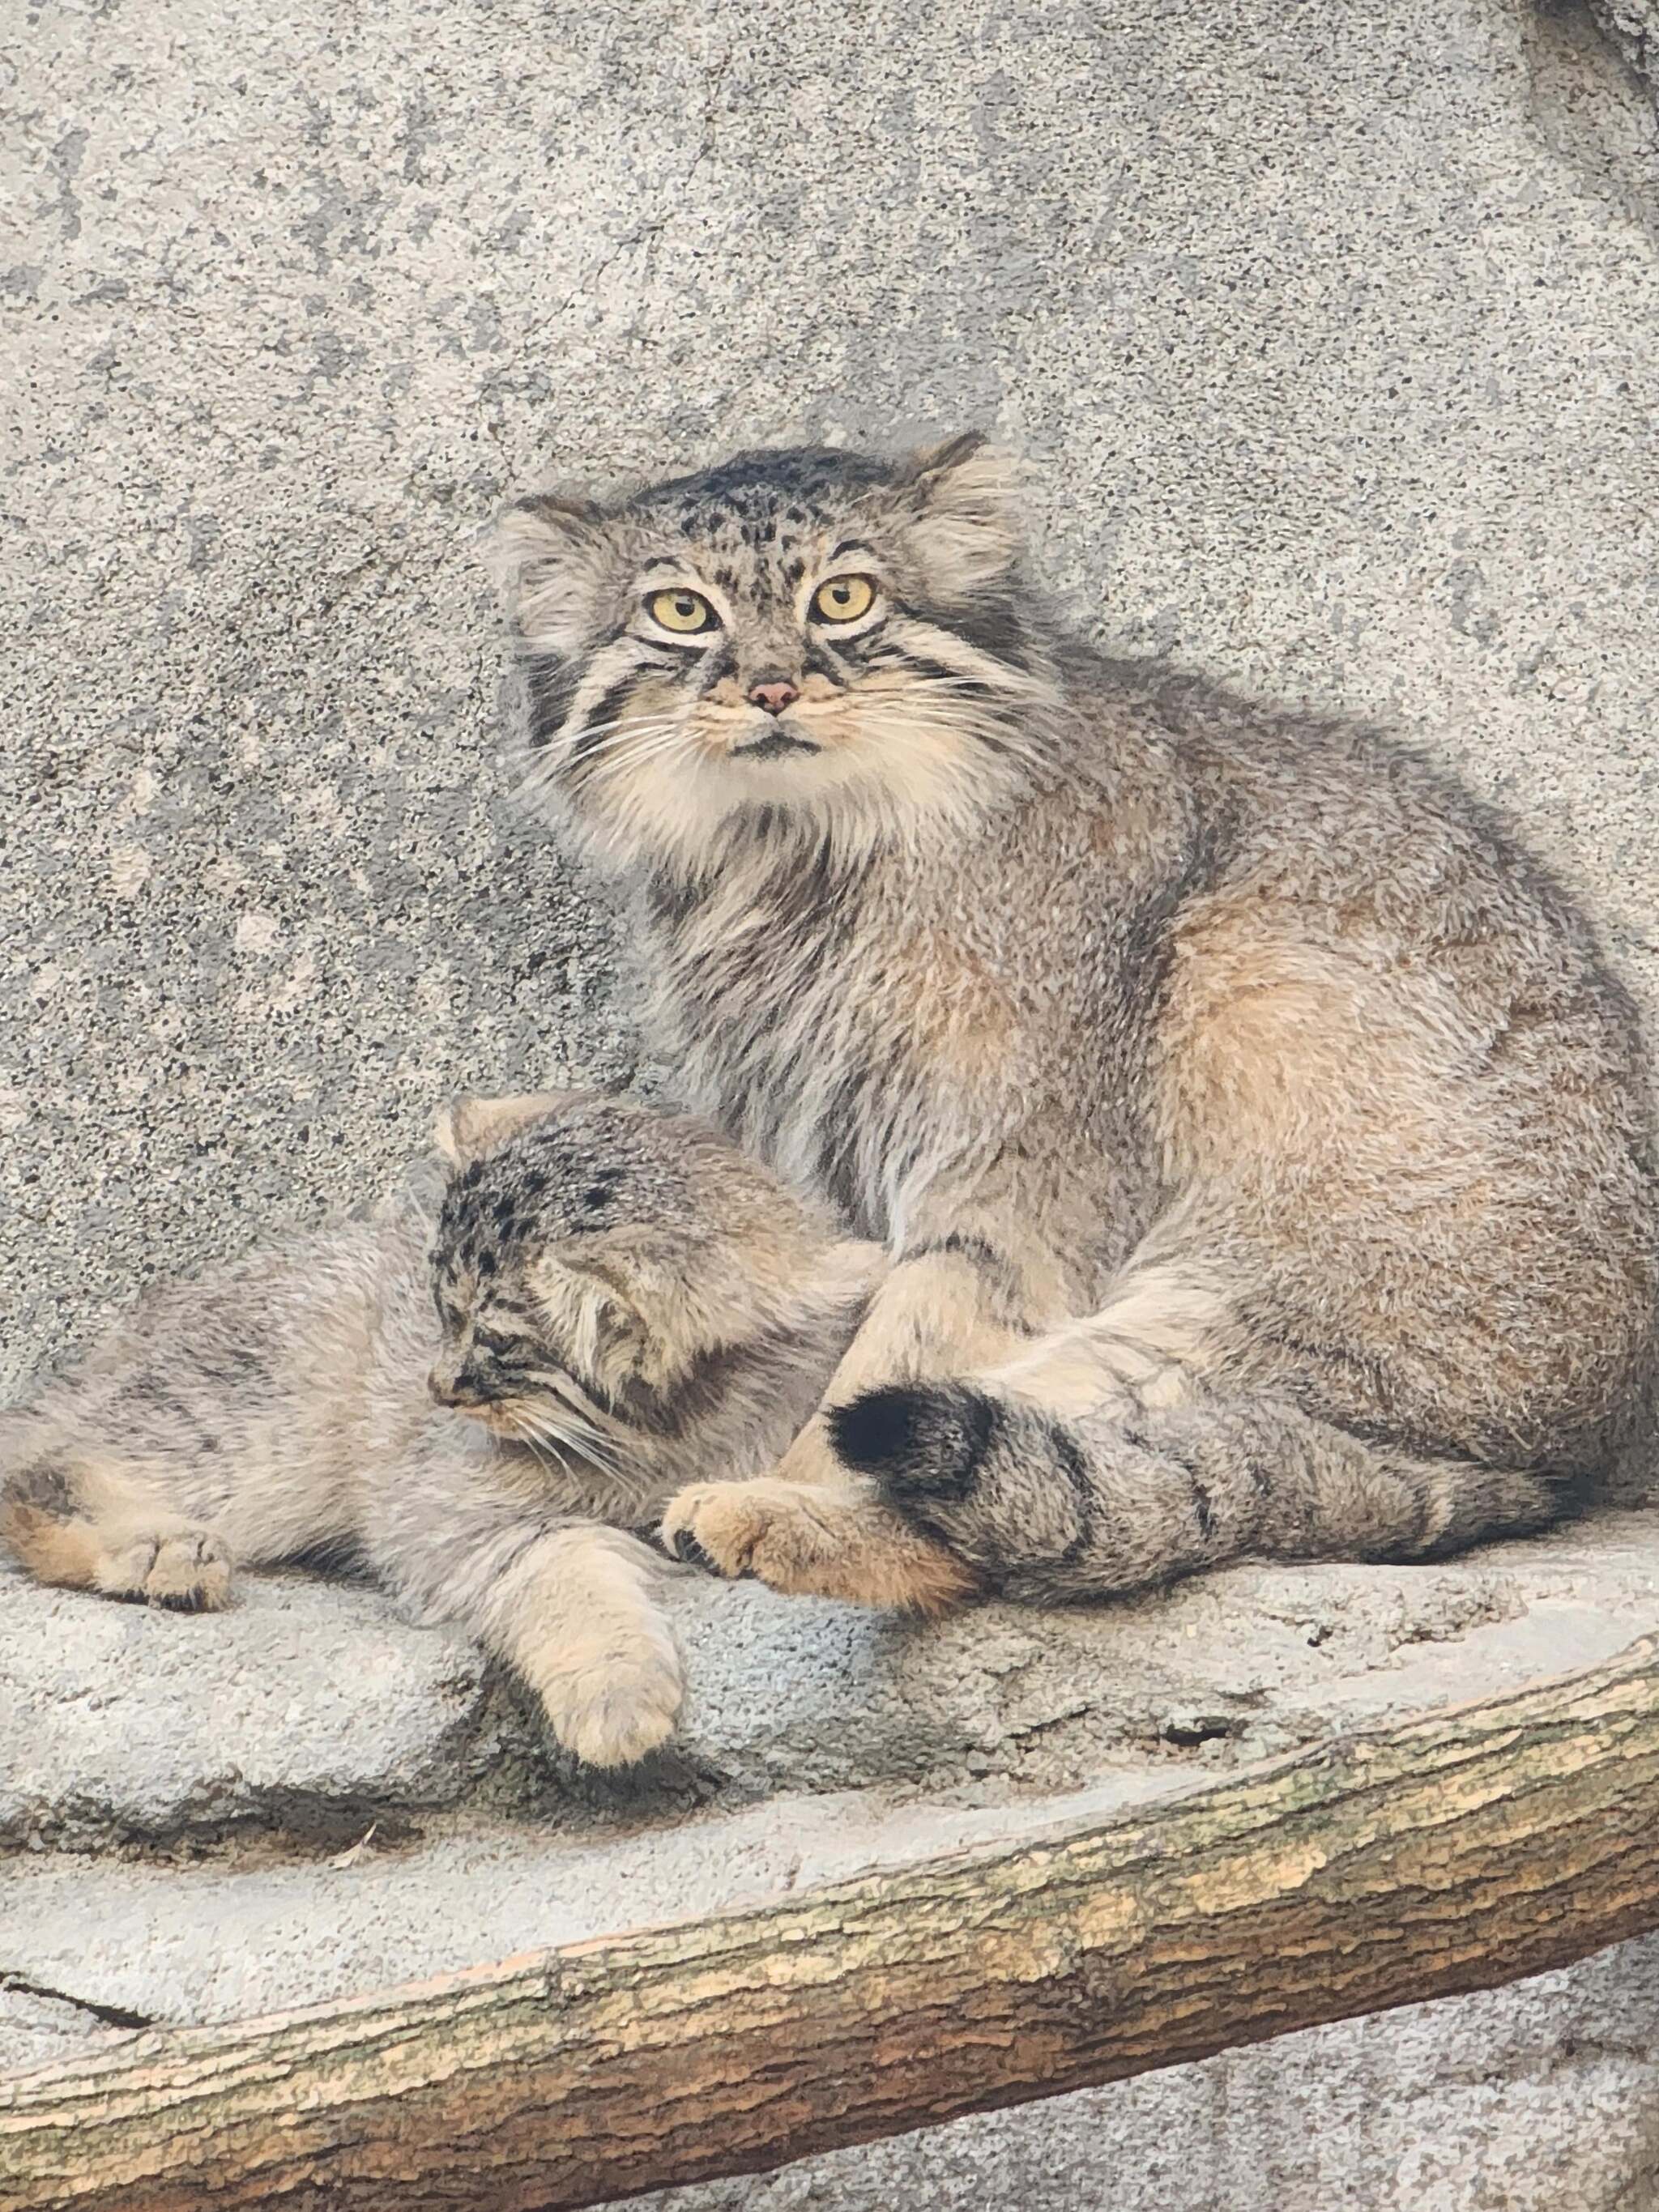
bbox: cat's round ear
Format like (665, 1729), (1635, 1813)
(433, 1089), (586, 1167)
(893, 431), (1022, 596)
(901, 429), (995, 484)
(491, 490), (612, 654)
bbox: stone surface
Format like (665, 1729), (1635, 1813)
(6, 0), (1659, 2205)
(6, 1518), (1658, 1852)
(5, 0), (1659, 1386)
(4, 1518), (1659, 2210)
(0, 1988), (130, 2081)
(0, 1779), (1166, 2034)
(0, 1566), (506, 1852)
(1587, 0), (1659, 98)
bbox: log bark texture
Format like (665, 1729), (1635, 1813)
(6, 1632), (1659, 2212)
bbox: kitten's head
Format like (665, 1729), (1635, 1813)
(424, 1089), (867, 1455)
(496, 435), (1063, 869)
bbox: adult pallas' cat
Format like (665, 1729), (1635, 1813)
(0, 1093), (877, 1766)
(497, 433), (1657, 1609)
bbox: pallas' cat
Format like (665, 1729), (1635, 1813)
(496, 433), (1656, 1609)
(1, 1093), (877, 1766)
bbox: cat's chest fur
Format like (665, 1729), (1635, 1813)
(642, 854), (925, 1229)
(639, 805), (1157, 1239)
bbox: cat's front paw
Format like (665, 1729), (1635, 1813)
(538, 1635), (684, 1769)
(659, 1476), (979, 1614)
(99, 1525), (233, 1613)
(660, 1477), (863, 1593)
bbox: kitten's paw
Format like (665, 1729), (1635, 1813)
(659, 1477), (979, 1614)
(539, 1638), (684, 1770)
(100, 1526), (234, 1613)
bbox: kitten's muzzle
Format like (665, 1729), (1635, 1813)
(428, 1366), (489, 1411)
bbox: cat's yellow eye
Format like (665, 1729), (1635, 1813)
(646, 587), (718, 635)
(811, 574), (876, 624)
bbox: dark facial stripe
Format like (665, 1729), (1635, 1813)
(941, 592), (1034, 674)
(569, 672), (648, 765)
(801, 636), (849, 684)
(526, 654), (580, 751)
(877, 649), (996, 700)
(697, 639), (736, 691)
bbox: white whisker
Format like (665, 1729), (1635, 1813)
(510, 1383), (632, 1481)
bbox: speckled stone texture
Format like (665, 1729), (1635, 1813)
(6, 0), (1659, 1383)
(5, 0), (1659, 2205)
(6, 1517), (1659, 2205)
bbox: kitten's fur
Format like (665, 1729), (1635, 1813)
(0, 1093), (878, 1765)
(498, 434), (1657, 1609)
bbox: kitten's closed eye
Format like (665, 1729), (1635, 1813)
(471, 1327), (531, 1361)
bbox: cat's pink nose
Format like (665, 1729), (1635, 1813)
(748, 680), (800, 716)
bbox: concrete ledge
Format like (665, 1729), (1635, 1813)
(8, 1519), (1659, 1856)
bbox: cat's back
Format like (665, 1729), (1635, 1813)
(1068, 649), (1606, 965)
(25, 1198), (436, 1478)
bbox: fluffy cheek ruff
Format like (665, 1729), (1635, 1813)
(552, 676), (1038, 871)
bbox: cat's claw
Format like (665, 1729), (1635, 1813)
(659, 1481), (773, 1580)
(668, 1524), (719, 1572)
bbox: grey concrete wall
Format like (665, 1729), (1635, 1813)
(6, 0), (1658, 1383)
(6, 0), (1659, 2205)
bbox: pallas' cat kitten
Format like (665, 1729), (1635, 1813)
(498, 434), (1657, 1610)
(0, 1094), (876, 1767)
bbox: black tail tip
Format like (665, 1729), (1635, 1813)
(827, 1385), (934, 1477)
(828, 1383), (997, 1504)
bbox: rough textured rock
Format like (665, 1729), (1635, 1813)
(0, 1988), (130, 2082)
(4, 1513), (1659, 2212)
(1587, 0), (1659, 98)
(6, 0), (1659, 2205)
(0, 1779), (1165, 2035)
(6, 0), (1659, 1384)
(6, 1519), (1657, 1853)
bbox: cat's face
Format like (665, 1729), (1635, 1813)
(497, 436), (1062, 869)
(425, 1091), (841, 1458)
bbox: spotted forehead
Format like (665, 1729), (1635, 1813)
(629, 449), (893, 605)
(633, 447), (889, 540)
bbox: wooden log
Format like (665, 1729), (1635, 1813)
(6, 1630), (1659, 2211)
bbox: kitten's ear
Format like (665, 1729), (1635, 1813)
(531, 1230), (702, 1392)
(493, 491), (614, 655)
(433, 1089), (583, 1167)
(527, 1249), (653, 1391)
(894, 432), (1022, 598)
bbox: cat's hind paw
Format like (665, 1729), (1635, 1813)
(99, 1524), (234, 1613)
